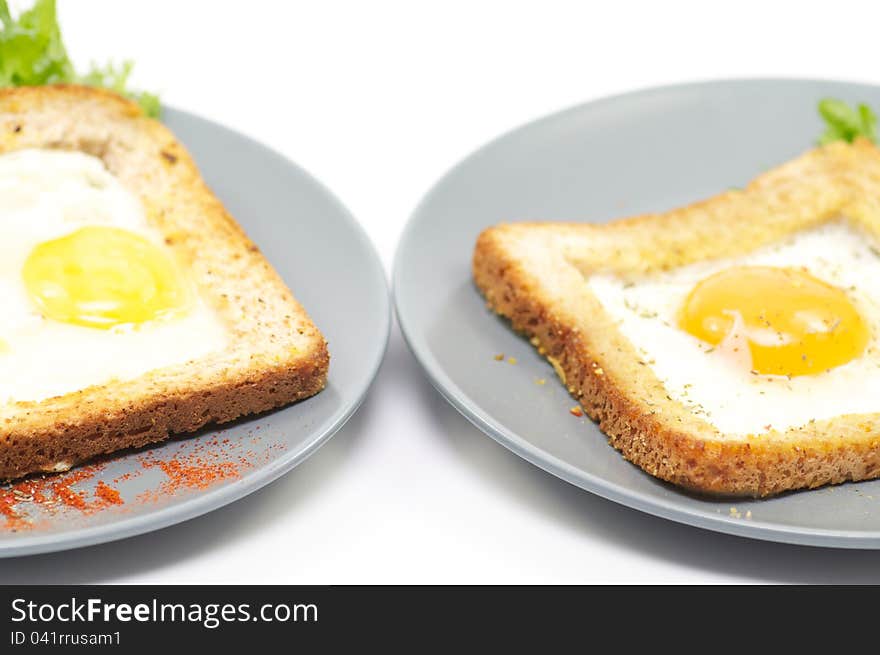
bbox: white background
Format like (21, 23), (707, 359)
(4, 0), (880, 583)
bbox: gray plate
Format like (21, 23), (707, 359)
(0, 108), (390, 558)
(395, 78), (880, 548)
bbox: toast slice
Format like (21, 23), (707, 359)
(0, 85), (328, 480)
(474, 139), (880, 497)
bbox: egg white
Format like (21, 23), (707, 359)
(0, 148), (228, 404)
(588, 221), (880, 436)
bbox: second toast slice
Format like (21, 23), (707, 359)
(474, 139), (880, 497)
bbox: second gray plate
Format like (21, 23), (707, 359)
(395, 78), (880, 548)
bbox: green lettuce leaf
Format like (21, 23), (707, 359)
(817, 98), (877, 145)
(0, 0), (160, 117)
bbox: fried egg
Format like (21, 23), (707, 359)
(589, 221), (880, 436)
(0, 148), (228, 404)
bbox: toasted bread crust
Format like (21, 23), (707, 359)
(473, 140), (880, 497)
(0, 85), (329, 480)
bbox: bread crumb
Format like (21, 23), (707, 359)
(535, 378), (546, 385)
(547, 356), (566, 384)
(728, 506), (741, 518)
(507, 357), (517, 365)
(494, 353), (505, 361)
(745, 510), (752, 519)
(570, 406), (583, 417)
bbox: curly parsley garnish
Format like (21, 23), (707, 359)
(817, 98), (877, 145)
(0, 0), (160, 117)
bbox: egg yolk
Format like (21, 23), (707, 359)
(23, 226), (190, 329)
(678, 266), (869, 377)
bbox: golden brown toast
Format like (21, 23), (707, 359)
(0, 85), (328, 480)
(474, 139), (880, 497)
